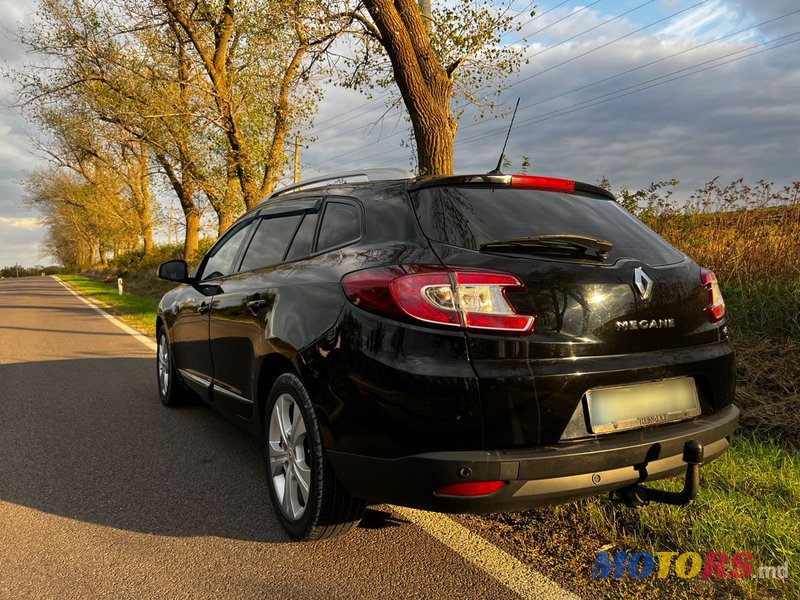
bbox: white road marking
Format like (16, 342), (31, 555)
(393, 507), (579, 600)
(52, 276), (157, 352)
(52, 275), (578, 599)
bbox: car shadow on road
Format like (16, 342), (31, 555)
(0, 357), (294, 543)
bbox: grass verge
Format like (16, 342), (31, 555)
(57, 274), (159, 336)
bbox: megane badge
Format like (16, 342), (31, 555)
(633, 267), (653, 300)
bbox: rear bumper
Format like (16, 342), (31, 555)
(327, 404), (739, 513)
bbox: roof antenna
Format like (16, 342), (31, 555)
(488, 97), (520, 175)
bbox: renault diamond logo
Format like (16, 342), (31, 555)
(633, 267), (653, 300)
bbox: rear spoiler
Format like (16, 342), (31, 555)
(408, 174), (617, 201)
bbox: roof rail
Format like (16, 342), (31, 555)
(262, 168), (414, 203)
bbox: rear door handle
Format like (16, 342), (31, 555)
(247, 299), (268, 315)
(198, 302), (210, 316)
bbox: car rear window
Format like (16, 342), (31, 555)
(411, 186), (684, 266)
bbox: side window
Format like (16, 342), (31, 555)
(316, 201), (361, 252)
(199, 220), (254, 281)
(285, 211), (319, 261)
(239, 213), (303, 272)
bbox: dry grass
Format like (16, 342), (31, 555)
(640, 178), (800, 288)
(642, 178), (800, 438)
(734, 335), (800, 444)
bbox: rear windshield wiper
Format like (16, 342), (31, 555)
(479, 234), (613, 259)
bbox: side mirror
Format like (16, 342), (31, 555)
(158, 259), (190, 283)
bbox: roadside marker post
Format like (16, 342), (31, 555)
(117, 278), (124, 296)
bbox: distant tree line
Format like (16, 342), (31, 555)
(9, 0), (523, 271)
(0, 265), (62, 278)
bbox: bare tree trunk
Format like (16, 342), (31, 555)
(156, 152), (200, 261)
(137, 142), (154, 254)
(200, 151), (242, 235)
(413, 115), (455, 175)
(363, 0), (457, 176)
(98, 241), (108, 266)
(217, 210), (235, 235)
(184, 208), (200, 262)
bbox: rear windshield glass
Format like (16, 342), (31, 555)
(411, 187), (683, 266)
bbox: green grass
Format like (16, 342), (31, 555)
(57, 274), (159, 336)
(471, 436), (799, 598)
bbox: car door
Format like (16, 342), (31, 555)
(208, 201), (318, 419)
(170, 218), (255, 401)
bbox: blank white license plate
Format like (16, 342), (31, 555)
(585, 377), (701, 434)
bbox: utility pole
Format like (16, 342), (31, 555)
(293, 136), (301, 184)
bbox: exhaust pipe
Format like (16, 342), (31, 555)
(610, 440), (704, 508)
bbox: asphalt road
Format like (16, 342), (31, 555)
(0, 277), (573, 599)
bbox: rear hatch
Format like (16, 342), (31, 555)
(409, 180), (732, 447)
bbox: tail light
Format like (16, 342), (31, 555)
(435, 481), (505, 497)
(341, 265), (536, 335)
(700, 269), (725, 322)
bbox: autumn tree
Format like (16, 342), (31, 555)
(23, 168), (140, 269)
(12, 1), (163, 255)
(331, 0), (524, 175)
(160, 0), (332, 208)
(33, 105), (157, 253)
(13, 0), (331, 264)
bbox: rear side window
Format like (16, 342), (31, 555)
(285, 212), (319, 261)
(239, 214), (302, 272)
(411, 187), (683, 266)
(316, 201), (361, 252)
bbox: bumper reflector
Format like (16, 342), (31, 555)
(435, 481), (505, 497)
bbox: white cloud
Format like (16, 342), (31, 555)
(658, 1), (748, 41)
(0, 222), (47, 267)
(0, 216), (40, 230)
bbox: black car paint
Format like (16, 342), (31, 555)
(157, 176), (737, 511)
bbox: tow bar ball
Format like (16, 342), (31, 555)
(611, 440), (705, 508)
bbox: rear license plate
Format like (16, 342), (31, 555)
(585, 377), (701, 434)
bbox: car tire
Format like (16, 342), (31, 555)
(264, 373), (365, 540)
(156, 327), (191, 407)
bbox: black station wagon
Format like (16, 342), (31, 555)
(156, 169), (738, 540)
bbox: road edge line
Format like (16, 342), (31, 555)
(52, 276), (157, 352)
(392, 507), (579, 600)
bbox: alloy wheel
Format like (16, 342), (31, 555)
(158, 333), (170, 395)
(267, 393), (311, 520)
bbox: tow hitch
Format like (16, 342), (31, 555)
(610, 440), (704, 508)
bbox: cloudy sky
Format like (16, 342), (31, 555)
(1, 0), (799, 266)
